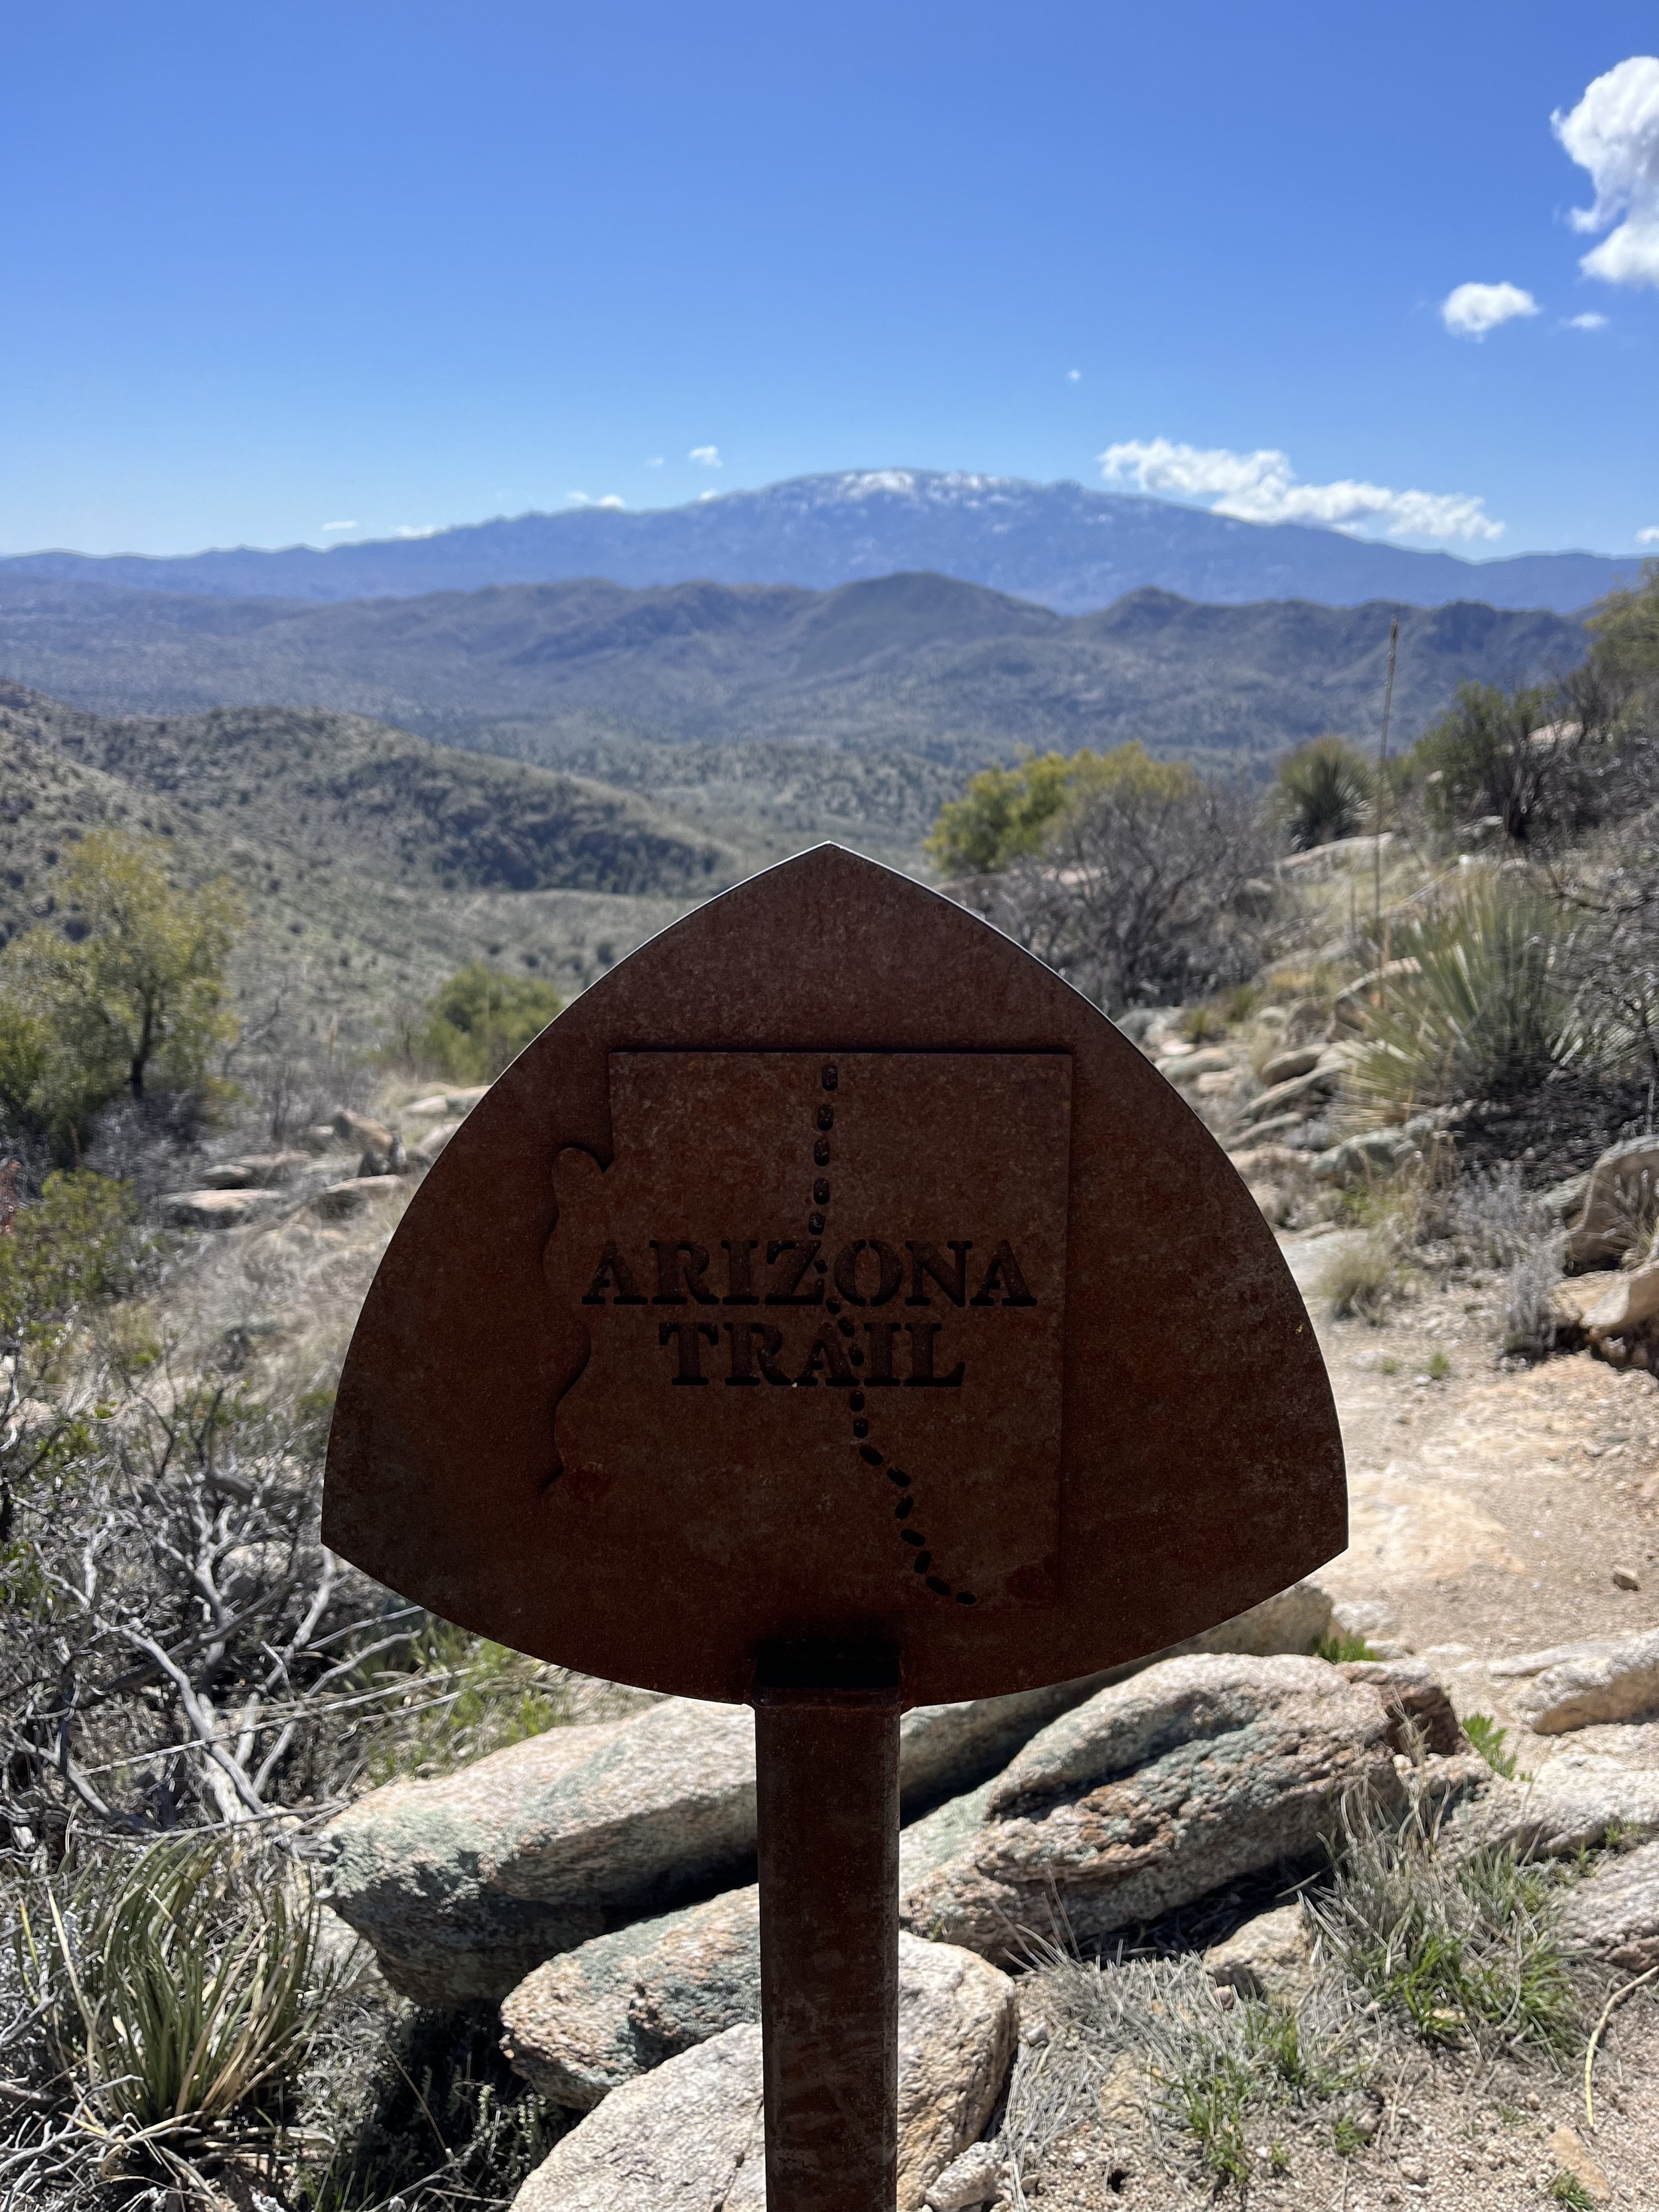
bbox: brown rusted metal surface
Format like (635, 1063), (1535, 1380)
(755, 1660), (901, 2212)
(323, 843), (1347, 2212)
(325, 843), (1345, 1702)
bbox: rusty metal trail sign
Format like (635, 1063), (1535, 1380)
(325, 845), (1345, 2211)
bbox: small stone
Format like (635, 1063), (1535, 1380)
(925, 2139), (1003, 2211)
(1548, 2124), (1611, 2203)
(1613, 1564), (1640, 1591)
(1398, 2155), (1428, 2186)
(1203, 1904), (1312, 2002)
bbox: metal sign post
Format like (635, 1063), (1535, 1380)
(325, 845), (1345, 2212)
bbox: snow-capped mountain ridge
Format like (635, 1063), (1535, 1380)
(3, 470), (1638, 615)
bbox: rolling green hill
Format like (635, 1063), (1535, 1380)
(0, 686), (741, 1074)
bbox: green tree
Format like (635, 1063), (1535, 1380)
(1, 834), (242, 1138)
(419, 964), (564, 1081)
(1413, 682), (1557, 843)
(925, 743), (1193, 876)
(1275, 737), (1374, 849)
(0, 1169), (137, 1357)
(1587, 559), (1659, 698)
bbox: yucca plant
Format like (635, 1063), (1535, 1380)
(1345, 873), (1592, 1122)
(15, 1834), (351, 2147)
(1275, 737), (1374, 851)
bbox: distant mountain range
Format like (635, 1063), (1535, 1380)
(3, 471), (1641, 615)
(0, 568), (1587, 769)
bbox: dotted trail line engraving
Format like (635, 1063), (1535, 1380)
(812, 1061), (975, 1608)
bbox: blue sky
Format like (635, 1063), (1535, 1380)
(3, 2), (1657, 561)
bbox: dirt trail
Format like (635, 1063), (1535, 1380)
(1285, 1225), (1659, 1769)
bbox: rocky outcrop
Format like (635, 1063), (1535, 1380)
(509, 1935), (1015, 2212)
(309, 1175), (405, 1221)
(410, 1118), (461, 1165)
(1492, 1627), (1659, 1733)
(504, 1768), (1078, 2107)
(925, 2140), (1004, 2211)
(897, 1655), (1396, 1962)
(159, 1188), (280, 1230)
(200, 1151), (310, 1189)
(1159, 1046), (1232, 1087)
(1561, 1138), (1659, 1270)
(1237, 1059), (1343, 1129)
(321, 1684), (1098, 2008)
(895, 1938), (1018, 2207)
(326, 1590), (1332, 2004)
(1579, 1263), (1659, 1344)
(332, 1108), (396, 1153)
(1455, 1762), (1659, 1857)
(512, 2023), (766, 2212)
(1561, 1840), (1659, 1970)
(1257, 1045), (1322, 1088)
(1311, 1116), (1438, 1189)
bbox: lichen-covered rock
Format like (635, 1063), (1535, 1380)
(502, 1826), (1033, 2113)
(513, 2022), (766, 2212)
(325, 1594), (1336, 2005)
(321, 1682), (1102, 2006)
(502, 1884), (762, 2106)
(310, 1174), (403, 1220)
(510, 1935), (1015, 2212)
(899, 1655), (1396, 1962)
(319, 1702), (758, 2006)
(925, 2140), (1004, 2210)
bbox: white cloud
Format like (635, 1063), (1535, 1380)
(647, 455), (665, 467)
(1066, 368), (1082, 382)
(394, 524), (441, 539)
(565, 492), (626, 509)
(1098, 437), (1503, 541)
(1640, 526), (1659, 544)
(1441, 281), (1540, 337)
(688, 445), (722, 467)
(321, 518), (357, 532)
(1554, 56), (1659, 290)
(1565, 311), (1610, 330)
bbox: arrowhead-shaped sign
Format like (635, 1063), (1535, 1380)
(325, 845), (1344, 1703)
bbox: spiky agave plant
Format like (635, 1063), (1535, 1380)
(1345, 873), (1592, 1122)
(1275, 737), (1374, 851)
(16, 1833), (352, 2144)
